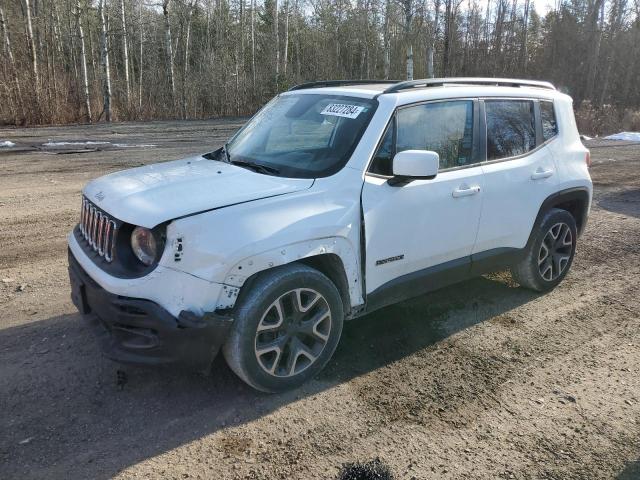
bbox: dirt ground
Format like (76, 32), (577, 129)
(0, 121), (639, 480)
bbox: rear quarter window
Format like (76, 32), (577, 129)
(540, 101), (558, 141)
(485, 100), (536, 160)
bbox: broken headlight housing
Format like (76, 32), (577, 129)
(131, 226), (158, 266)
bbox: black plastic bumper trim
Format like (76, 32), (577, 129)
(68, 249), (233, 369)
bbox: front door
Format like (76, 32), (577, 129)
(362, 99), (484, 302)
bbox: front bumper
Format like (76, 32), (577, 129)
(68, 250), (233, 369)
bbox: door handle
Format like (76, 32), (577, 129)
(452, 185), (481, 198)
(531, 168), (554, 180)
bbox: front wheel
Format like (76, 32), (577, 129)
(223, 263), (344, 392)
(511, 208), (577, 292)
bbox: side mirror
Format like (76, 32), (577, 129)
(389, 150), (440, 186)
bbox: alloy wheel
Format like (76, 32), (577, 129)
(254, 288), (332, 377)
(538, 222), (573, 281)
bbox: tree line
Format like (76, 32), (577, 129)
(0, 0), (639, 129)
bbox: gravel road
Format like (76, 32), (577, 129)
(0, 121), (639, 479)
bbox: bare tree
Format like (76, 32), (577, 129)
(251, 0), (256, 88)
(0, 6), (25, 121)
(521, 0), (530, 71)
(427, 0), (441, 77)
(294, 0), (301, 80)
(181, 0), (195, 118)
(120, 0), (131, 106)
(98, 0), (113, 121)
(75, 0), (92, 122)
(442, 0), (462, 76)
(398, 0), (414, 80)
(163, 0), (176, 108)
(584, 0), (605, 101)
(283, 0), (289, 77)
(383, 0), (391, 79)
(138, 0), (144, 111)
(23, 0), (40, 102)
(274, 0), (280, 88)
(597, 0), (627, 105)
(2, 0), (640, 127)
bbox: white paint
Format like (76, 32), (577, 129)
(68, 232), (224, 317)
(363, 166), (484, 292)
(163, 168), (364, 309)
(474, 145), (558, 252)
(219, 237), (362, 309)
(82, 156), (314, 228)
(392, 150), (439, 178)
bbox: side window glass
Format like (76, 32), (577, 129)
(370, 123), (394, 175)
(485, 100), (536, 160)
(396, 100), (474, 169)
(540, 101), (558, 141)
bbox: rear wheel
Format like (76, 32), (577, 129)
(223, 263), (343, 392)
(511, 208), (577, 292)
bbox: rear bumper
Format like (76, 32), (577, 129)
(68, 250), (233, 369)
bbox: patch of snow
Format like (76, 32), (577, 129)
(603, 132), (640, 142)
(43, 141), (110, 147)
(111, 143), (157, 148)
(42, 140), (157, 148)
(580, 134), (593, 141)
(0, 140), (16, 147)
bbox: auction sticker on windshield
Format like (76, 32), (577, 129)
(320, 104), (365, 119)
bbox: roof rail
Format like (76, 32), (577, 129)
(383, 77), (556, 94)
(289, 79), (401, 91)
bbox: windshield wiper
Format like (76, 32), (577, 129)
(222, 142), (231, 163)
(231, 159), (280, 175)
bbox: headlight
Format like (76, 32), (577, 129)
(130, 226), (157, 266)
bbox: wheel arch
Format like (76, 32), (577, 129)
(297, 254), (352, 317)
(217, 238), (362, 314)
(530, 187), (590, 245)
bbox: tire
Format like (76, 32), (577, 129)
(511, 208), (577, 292)
(222, 263), (344, 392)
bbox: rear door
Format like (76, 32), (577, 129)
(473, 98), (560, 255)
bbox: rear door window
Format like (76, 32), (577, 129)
(485, 100), (536, 160)
(540, 101), (558, 141)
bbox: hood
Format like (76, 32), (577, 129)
(83, 156), (314, 228)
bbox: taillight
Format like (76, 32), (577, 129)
(585, 151), (592, 168)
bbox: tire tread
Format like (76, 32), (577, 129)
(511, 207), (577, 292)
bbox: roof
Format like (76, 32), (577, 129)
(286, 78), (558, 100)
(288, 80), (400, 91)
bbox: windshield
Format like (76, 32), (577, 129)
(226, 93), (377, 178)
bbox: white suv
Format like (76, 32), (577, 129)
(68, 78), (592, 392)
